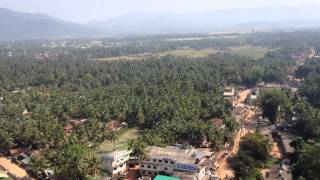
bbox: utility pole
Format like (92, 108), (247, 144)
(272, 23), (275, 34)
(251, 27), (255, 58)
(272, 23), (276, 48)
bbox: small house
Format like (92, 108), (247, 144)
(210, 118), (225, 129)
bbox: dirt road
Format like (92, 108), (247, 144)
(237, 89), (250, 104)
(215, 89), (255, 179)
(0, 157), (28, 179)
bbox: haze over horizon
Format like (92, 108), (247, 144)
(1, 0), (320, 23)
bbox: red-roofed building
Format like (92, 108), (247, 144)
(107, 120), (120, 131)
(210, 118), (225, 129)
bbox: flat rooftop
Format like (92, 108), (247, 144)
(145, 146), (197, 164)
(103, 150), (132, 160)
(223, 92), (234, 97)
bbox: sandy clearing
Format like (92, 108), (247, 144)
(0, 157), (28, 179)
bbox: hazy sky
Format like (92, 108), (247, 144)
(1, 0), (320, 23)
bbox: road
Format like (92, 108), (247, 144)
(0, 157), (29, 179)
(215, 89), (256, 180)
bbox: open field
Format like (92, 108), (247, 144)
(96, 128), (139, 155)
(227, 46), (275, 59)
(93, 48), (219, 61)
(94, 46), (274, 61)
(158, 48), (219, 58)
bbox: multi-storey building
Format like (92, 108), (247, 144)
(102, 150), (132, 176)
(140, 146), (211, 180)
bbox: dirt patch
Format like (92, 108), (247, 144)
(270, 142), (283, 159)
(0, 157), (28, 179)
(125, 165), (139, 180)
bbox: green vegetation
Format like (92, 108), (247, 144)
(258, 89), (289, 124)
(229, 133), (271, 180)
(95, 48), (219, 61)
(292, 144), (320, 179)
(226, 46), (275, 59)
(94, 46), (273, 61)
(96, 128), (139, 154)
(275, 56), (320, 180)
(0, 31), (313, 179)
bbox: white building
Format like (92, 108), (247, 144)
(102, 150), (132, 176)
(247, 87), (259, 105)
(140, 146), (211, 180)
(223, 87), (235, 99)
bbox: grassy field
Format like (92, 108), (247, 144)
(96, 128), (139, 155)
(158, 48), (219, 58)
(227, 46), (275, 59)
(94, 48), (219, 61)
(94, 46), (274, 61)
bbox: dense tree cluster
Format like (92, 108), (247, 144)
(279, 59), (320, 179)
(292, 144), (320, 180)
(229, 133), (271, 180)
(0, 54), (246, 179)
(0, 32), (304, 179)
(258, 89), (289, 124)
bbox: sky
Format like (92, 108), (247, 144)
(1, 0), (320, 23)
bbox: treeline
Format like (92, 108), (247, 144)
(265, 59), (320, 179)
(0, 51), (292, 90)
(0, 54), (240, 179)
(230, 133), (271, 179)
(0, 43), (297, 179)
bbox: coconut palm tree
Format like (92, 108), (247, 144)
(128, 138), (148, 161)
(0, 129), (14, 153)
(29, 156), (49, 178)
(84, 151), (102, 177)
(110, 130), (119, 151)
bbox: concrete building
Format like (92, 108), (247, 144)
(223, 87), (235, 99)
(247, 87), (259, 105)
(223, 87), (236, 108)
(279, 134), (294, 157)
(140, 146), (211, 180)
(102, 150), (132, 176)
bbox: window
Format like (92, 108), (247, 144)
(141, 165), (144, 168)
(143, 171), (146, 174)
(148, 172), (152, 175)
(164, 160), (168, 163)
(113, 167), (117, 170)
(164, 167), (168, 170)
(147, 165), (151, 168)
(159, 160), (162, 163)
(153, 159), (156, 162)
(120, 164), (123, 167)
(170, 161), (174, 164)
(153, 166), (156, 169)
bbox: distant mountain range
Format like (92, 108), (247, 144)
(1, 6), (320, 40)
(0, 8), (102, 40)
(91, 6), (320, 34)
